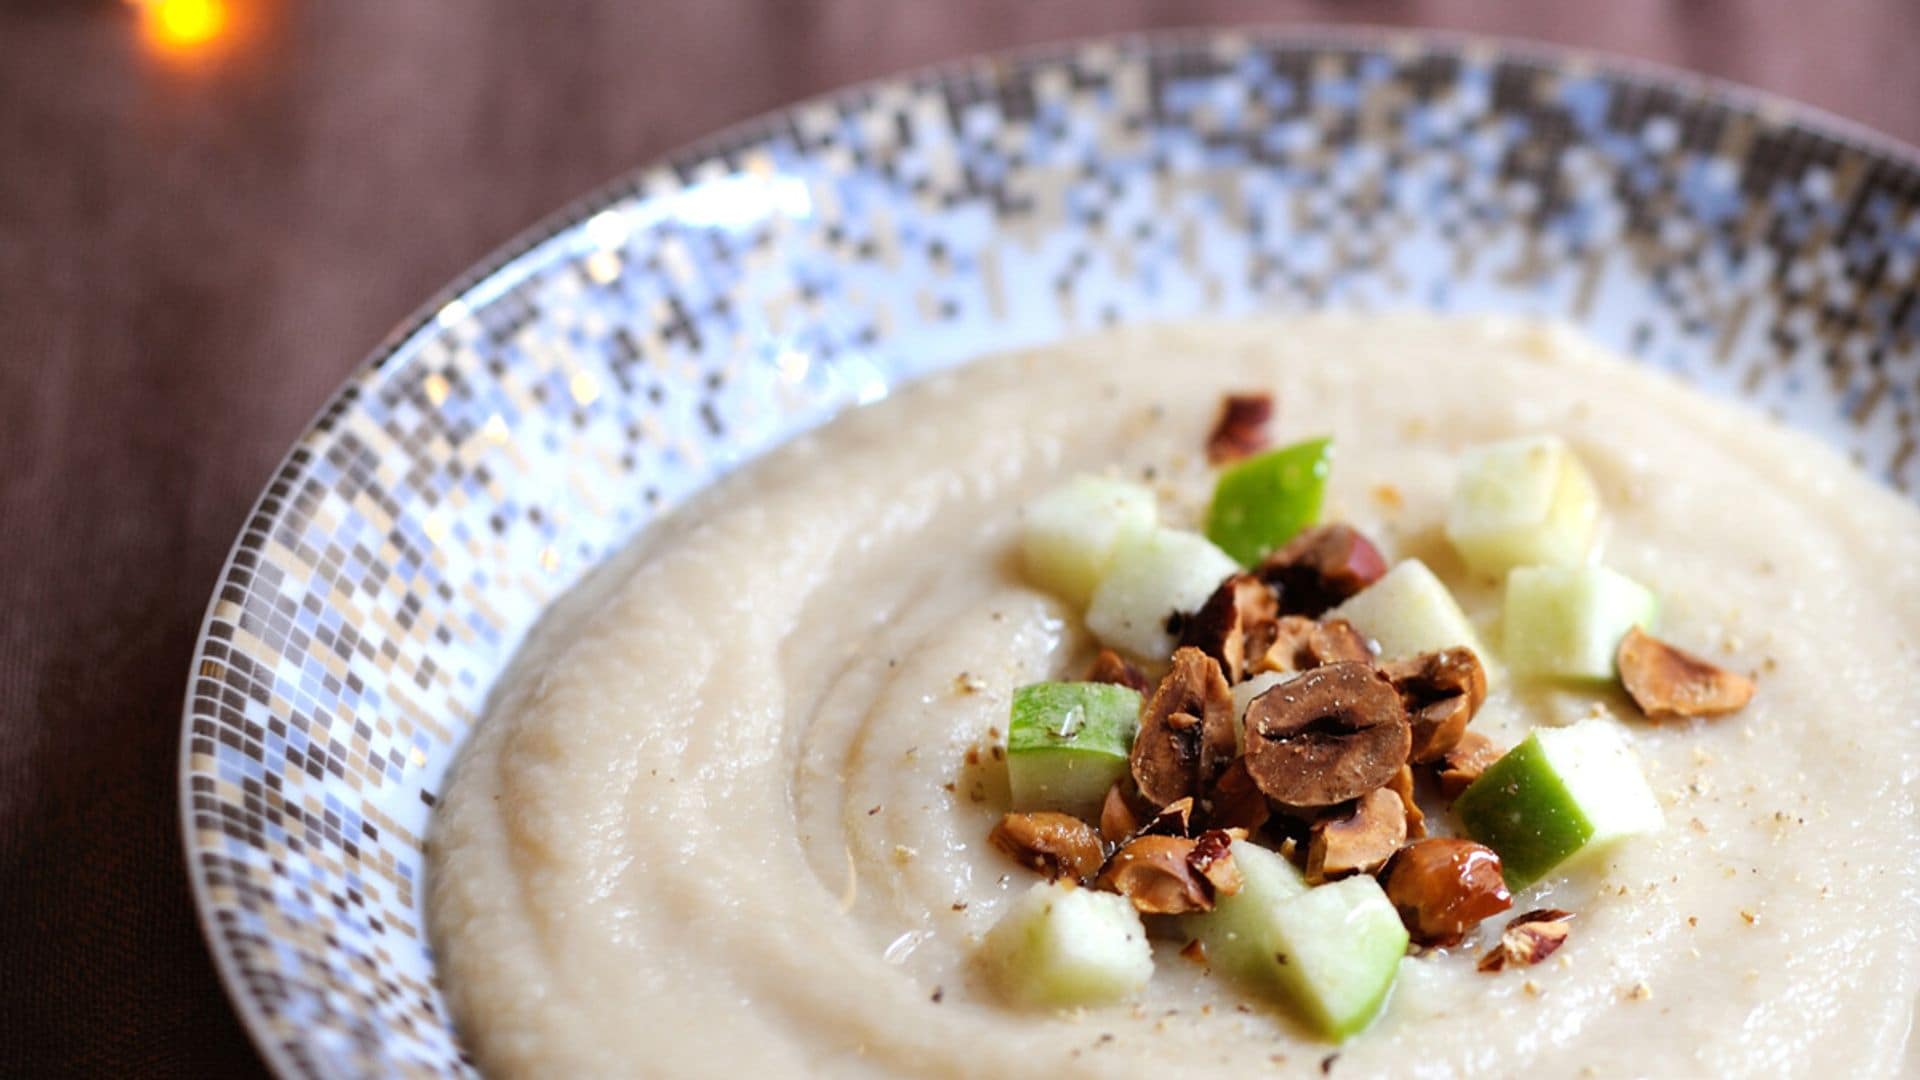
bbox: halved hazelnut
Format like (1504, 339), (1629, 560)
(1256, 524), (1389, 617)
(1478, 909), (1575, 972)
(1382, 647), (1489, 763)
(1380, 838), (1513, 946)
(1435, 731), (1505, 800)
(1131, 647), (1236, 807)
(1205, 391), (1274, 465)
(1188, 828), (1244, 896)
(1179, 574), (1280, 683)
(1243, 662), (1411, 808)
(989, 812), (1107, 884)
(1084, 647), (1151, 695)
(1096, 835), (1213, 915)
(1386, 764), (1426, 839)
(1305, 787), (1408, 883)
(1616, 627), (1755, 720)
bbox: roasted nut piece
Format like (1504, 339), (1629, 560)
(1099, 781), (1147, 843)
(1305, 788), (1409, 883)
(1205, 758), (1272, 834)
(1256, 616), (1320, 675)
(1188, 828), (1244, 896)
(989, 812), (1108, 884)
(1616, 627), (1755, 720)
(1205, 391), (1274, 465)
(1243, 662), (1411, 808)
(1142, 796), (1197, 837)
(1435, 731), (1505, 800)
(1386, 764), (1426, 839)
(1257, 616), (1374, 675)
(1131, 647), (1237, 807)
(1096, 835), (1214, 914)
(1478, 909), (1575, 972)
(1381, 838), (1514, 946)
(1179, 574), (1281, 682)
(1382, 647), (1490, 763)
(1256, 524), (1390, 617)
(1308, 618), (1374, 665)
(1084, 647), (1151, 694)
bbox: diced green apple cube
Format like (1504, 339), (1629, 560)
(1184, 843), (1407, 1040)
(1503, 565), (1656, 682)
(1206, 436), (1333, 565)
(981, 880), (1154, 1007)
(1085, 527), (1240, 659)
(1454, 719), (1665, 890)
(1446, 435), (1601, 576)
(1006, 682), (1142, 816)
(1329, 559), (1483, 662)
(1020, 476), (1159, 607)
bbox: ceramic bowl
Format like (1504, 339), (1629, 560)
(179, 29), (1920, 1077)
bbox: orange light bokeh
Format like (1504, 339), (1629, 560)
(132, 0), (232, 57)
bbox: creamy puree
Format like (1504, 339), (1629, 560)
(431, 316), (1920, 1077)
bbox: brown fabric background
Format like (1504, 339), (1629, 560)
(2, 2), (1915, 1075)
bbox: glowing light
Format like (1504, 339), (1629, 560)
(134, 0), (230, 54)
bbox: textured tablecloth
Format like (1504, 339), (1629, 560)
(2, 1), (1915, 1074)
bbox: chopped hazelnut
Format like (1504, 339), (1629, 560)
(1255, 524), (1389, 617)
(1099, 781), (1146, 844)
(1616, 628), (1755, 720)
(989, 812), (1108, 884)
(1243, 662), (1411, 808)
(1205, 392), (1275, 465)
(1308, 618), (1375, 666)
(1256, 615), (1320, 675)
(1381, 838), (1513, 946)
(1381, 647), (1488, 763)
(1142, 796), (1197, 838)
(1084, 647), (1151, 694)
(1386, 764), (1426, 839)
(1306, 788), (1408, 883)
(1188, 828), (1243, 896)
(1256, 616), (1373, 676)
(1205, 758), (1272, 834)
(1096, 835), (1214, 915)
(1178, 574), (1280, 683)
(1478, 909), (1575, 972)
(1131, 647), (1236, 807)
(1180, 938), (1208, 965)
(1435, 731), (1505, 800)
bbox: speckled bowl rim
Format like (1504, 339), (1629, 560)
(176, 25), (1920, 1078)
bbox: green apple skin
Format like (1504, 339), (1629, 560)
(1085, 527), (1240, 659)
(981, 881), (1154, 1007)
(1446, 435), (1601, 577)
(1454, 720), (1665, 889)
(1005, 682), (1141, 817)
(1184, 842), (1407, 1040)
(1503, 565), (1657, 683)
(1206, 436), (1333, 565)
(1020, 476), (1159, 607)
(1330, 558), (1486, 663)
(1266, 876), (1410, 1040)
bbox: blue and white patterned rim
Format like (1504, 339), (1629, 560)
(178, 27), (1920, 1078)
